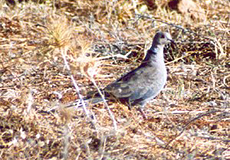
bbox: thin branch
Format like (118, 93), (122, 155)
(165, 109), (221, 148)
(61, 47), (89, 116)
(60, 47), (97, 129)
(90, 77), (117, 131)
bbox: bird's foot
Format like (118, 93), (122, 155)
(137, 108), (147, 120)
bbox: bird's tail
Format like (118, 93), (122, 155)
(64, 94), (107, 109)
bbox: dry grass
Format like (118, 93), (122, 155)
(0, 0), (229, 159)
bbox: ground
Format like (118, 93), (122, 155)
(0, 0), (229, 159)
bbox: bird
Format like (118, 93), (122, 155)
(77, 31), (174, 118)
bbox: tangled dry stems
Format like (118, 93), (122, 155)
(0, 0), (229, 159)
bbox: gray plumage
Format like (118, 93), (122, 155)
(85, 32), (173, 118)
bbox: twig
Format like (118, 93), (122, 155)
(192, 135), (230, 143)
(61, 47), (89, 116)
(90, 77), (117, 131)
(165, 109), (220, 148)
(60, 47), (97, 129)
(62, 125), (70, 160)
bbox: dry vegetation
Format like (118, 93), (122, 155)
(0, 0), (229, 159)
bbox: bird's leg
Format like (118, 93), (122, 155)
(128, 101), (147, 119)
(137, 107), (147, 120)
(128, 104), (132, 110)
(127, 100), (132, 110)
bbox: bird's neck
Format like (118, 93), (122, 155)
(142, 45), (165, 65)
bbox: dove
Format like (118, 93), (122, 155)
(75, 32), (174, 118)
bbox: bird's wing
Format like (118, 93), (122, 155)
(104, 65), (159, 101)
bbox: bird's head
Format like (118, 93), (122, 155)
(152, 32), (174, 46)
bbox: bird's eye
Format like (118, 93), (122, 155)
(161, 35), (165, 38)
